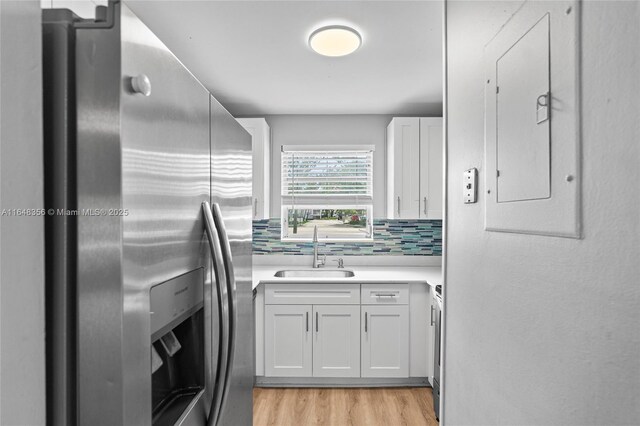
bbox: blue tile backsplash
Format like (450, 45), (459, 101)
(253, 219), (442, 256)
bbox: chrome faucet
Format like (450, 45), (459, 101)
(312, 226), (326, 268)
(332, 258), (344, 269)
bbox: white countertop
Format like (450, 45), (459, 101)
(252, 265), (442, 290)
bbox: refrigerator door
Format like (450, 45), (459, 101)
(119, 3), (215, 425)
(210, 96), (254, 426)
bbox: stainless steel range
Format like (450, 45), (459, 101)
(43, 2), (253, 424)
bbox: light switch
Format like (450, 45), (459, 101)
(464, 168), (478, 204)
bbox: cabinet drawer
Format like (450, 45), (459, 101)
(265, 284), (360, 305)
(361, 284), (409, 305)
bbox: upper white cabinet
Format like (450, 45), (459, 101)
(386, 117), (443, 219)
(387, 118), (420, 219)
(237, 118), (270, 219)
(41, 0), (106, 19)
(419, 118), (443, 219)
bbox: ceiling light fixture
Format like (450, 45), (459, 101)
(309, 25), (362, 57)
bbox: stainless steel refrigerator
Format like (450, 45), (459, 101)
(42, 1), (253, 425)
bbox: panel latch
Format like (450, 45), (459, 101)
(536, 92), (550, 124)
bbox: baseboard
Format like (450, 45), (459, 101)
(255, 376), (431, 388)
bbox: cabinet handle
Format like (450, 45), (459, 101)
(397, 196), (401, 216)
(365, 312), (368, 333)
(254, 198), (258, 217)
(315, 312), (319, 333)
(374, 293), (397, 297)
(430, 305), (435, 326)
(306, 312), (309, 332)
(423, 197), (428, 215)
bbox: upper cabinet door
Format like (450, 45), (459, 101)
(236, 118), (271, 220)
(312, 305), (361, 378)
(387, 118), (420, 219)
(419, 118), (443, 219)
(387, 117), (443, 219)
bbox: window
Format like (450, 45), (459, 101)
(281, 145), (374, 241)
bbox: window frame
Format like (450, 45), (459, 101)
(280, 145), (375, 242)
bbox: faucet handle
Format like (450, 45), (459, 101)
(332, 258), (344, 268)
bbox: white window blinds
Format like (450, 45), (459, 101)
(281, 146), (374, 207)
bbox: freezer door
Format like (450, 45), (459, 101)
(119, 3), (215, 425)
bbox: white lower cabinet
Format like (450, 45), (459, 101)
(313, 305), (361, 378)
(361, 305), (409, 378)
(261, 283), (426, 382)
(264, 304), (312, 377)
(265, 304), (360, 378)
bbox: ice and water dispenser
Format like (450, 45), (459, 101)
(150, 269), (205, 425)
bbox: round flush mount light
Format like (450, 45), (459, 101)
(309, 25), (362, 57)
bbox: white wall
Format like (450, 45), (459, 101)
(0, 1), (46, 425)
(260, 115), (393, 219)
(40, 0), (106, 19)
(444, 1), (640, 424)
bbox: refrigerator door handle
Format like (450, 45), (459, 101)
(211, 202), (237, 426)
(202, 201), (229, 426)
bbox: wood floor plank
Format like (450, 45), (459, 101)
(349, 389), (375, 426)
(253, 387), (439, 426)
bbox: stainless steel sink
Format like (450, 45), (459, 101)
(274, 269), (355, 278)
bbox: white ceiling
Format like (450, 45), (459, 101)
(126, 1), (443, 116)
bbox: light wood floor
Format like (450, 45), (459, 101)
(253, 387), (439, 426)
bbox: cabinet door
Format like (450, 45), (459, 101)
(254, 286), (265, 376)
(408, 283), (430, 378)
(361, 305), (409, 378)
(237, 118), (270, 219)
(387, 118), (420, 219)
(264, 305), (312, 377)
(313, 305), (360, 378)
(419, 118), (443, 219)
